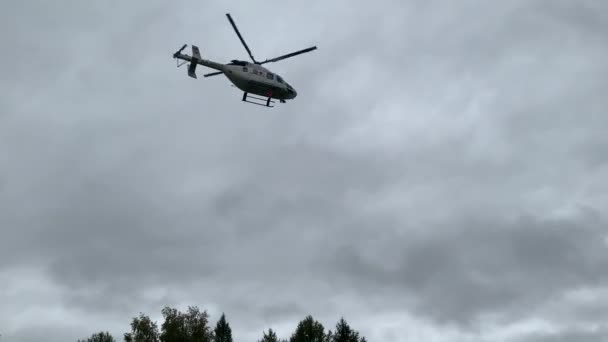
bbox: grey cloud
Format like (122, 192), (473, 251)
(2, 0), (608, 341)
(515, 326), (608, 342)
(319, 210), (608, 326)
(5, 325), (86, 342)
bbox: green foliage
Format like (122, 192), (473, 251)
(78, 331), (116, 342)
(329, 318), (360, 342)
(258, 328), (280, 342)
(289, 315), (326, 342)
(159, 306), (214, 342)
(80, 307), (368, 342)
(123, 313), (159, 342)
(325, 330), (333, 342)
(213, 313), (233, 342)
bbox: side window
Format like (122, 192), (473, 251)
(242, 67), (248, 72)
(266, 72), (274, 80)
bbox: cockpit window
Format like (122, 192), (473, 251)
(277, 76), (284, 83)
(266, 72), (274, 80)
(229, 60), (248, 66)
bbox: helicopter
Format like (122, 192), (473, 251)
(172, 13), (317, 108)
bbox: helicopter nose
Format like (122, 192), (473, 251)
(289, 88), (297, 99)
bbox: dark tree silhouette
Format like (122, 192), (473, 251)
(259, 328), (280, 342)
(160, 306), (214, 342)
(289, 315), (326, 342)
(329, 318), (362, 342)
(123, 313), (159, 342)
(214, 313), (233, 342)
(87, 307), (367, 342)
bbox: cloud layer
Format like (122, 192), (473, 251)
(1, 0), (607, 341)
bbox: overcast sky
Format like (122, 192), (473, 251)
(1, 0), (608, 341)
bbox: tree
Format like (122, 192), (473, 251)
(78, 331), (116, 342)
(329, 318), (362, 342)
(214, 313), (233, 342)
(289, 315), (326, 342)
(259, 328), (279, 342)
(123, 313), (159, 342)
(160, 306), (214, 342)
(325, 330), (333, 342)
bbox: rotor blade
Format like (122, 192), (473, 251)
(173, 44), (187, 58)
(226, 13), (257, 63)
(259, 46), (317, 64)
(203, 71), (224, 77)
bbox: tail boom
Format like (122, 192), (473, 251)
(173, 45), (224, 79)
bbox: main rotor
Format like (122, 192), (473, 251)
(225, 13), (317, 65)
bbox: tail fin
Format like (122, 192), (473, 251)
(188, 45), (202, 78)
(192, 45), (202, 60)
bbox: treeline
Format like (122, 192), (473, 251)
(78, 306), (366, 342)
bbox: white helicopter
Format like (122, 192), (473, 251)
(172, 13), (317, 108)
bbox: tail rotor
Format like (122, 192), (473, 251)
(173, 44), (187, 59)
(173, 44), (203, 79)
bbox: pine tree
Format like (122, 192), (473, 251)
(329, 318), (361, 342)
(289, 315), (326, 342)
(325, 330), (333, 342)
(214, 313), (233, 342)
(259, 328), (279, 342)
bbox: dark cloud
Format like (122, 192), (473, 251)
(515, 326), (608, 342)
(1, 0), (607, 341)
(319, 210), (608, 326)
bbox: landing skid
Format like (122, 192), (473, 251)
(241, 92), (276, 108)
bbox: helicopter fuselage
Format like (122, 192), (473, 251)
(221, 60), (297, 100)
